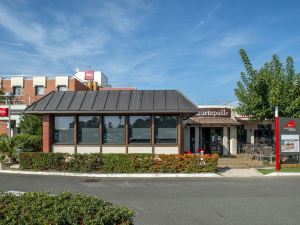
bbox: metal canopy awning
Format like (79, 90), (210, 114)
(24, 90), (199, 119)
(187, 116), (241, 126)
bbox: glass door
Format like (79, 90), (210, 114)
(201, 127), (223, 155)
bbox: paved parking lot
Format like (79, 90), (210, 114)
(1, 174), (300, 225)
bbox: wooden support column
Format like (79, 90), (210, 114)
(178, 114), (183, 154)
(99, 115), (102, 153)
(152, 114), (155, 154)
(74, 115), (77, 153)
(125, 115), (128, 153)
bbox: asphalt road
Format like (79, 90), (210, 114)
(0, 174), (300, 225)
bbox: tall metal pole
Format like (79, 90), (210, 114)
(275, 106), (280, 171)
(8, 98), (11, 140)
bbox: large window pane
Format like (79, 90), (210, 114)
(129, 116), (151, 144)
(155, 115), (177, 144)
(78, 116), (99, 144)
(103, 116), (125, 144)
(54, 116), (74, 144)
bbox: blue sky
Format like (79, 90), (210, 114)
(0, 0), (300, 104)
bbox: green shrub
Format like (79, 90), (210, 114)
(19, 152), (219, 173)
(0, 192), (134, 225)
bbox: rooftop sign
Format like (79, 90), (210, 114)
(84, 70), (94, 80)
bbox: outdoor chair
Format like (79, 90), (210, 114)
(261, 146), (274, 163)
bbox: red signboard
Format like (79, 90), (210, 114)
(84, 70), (94, 80)
(0, 108), (8, 117)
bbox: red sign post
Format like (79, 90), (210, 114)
(275, 106), (280, 171)
(0, 108), (8, 117)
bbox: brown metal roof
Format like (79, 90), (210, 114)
(24, 90), (199, 119)
(187, 116), (241, 125)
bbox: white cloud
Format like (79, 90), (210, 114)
(205, 31), (254, 58)
(0, 1), (110, 63)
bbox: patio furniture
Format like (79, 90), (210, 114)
(261, 146), (274, 163)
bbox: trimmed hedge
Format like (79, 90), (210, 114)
(19, 153), (218, 173)
(0, 192), (134, 225)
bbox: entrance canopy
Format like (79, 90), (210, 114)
(25, 90), (198, 119)
(187, 116), (240, 126)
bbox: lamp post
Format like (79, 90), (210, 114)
(4, 92), (13, 140)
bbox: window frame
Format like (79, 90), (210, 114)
(128, 115), (152, 145)
(57, 85), (68, 91)
(102, 115), (126, 145)
(53, 116), (75, 145)
(154, 115), (178, 145)
(35, 85), (45, 96)
(13, 86), (22, 96)
(77, 115), (100, 145)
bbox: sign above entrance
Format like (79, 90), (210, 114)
(198, 108), (231, 118)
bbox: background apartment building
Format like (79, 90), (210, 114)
(0, 71), (109, 136)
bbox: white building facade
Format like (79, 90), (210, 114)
(183, 105), (274, 155)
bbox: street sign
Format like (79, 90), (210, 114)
(0, 108), (8, 117)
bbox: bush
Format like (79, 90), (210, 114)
(14, 133), (42, 152)
(0, 192), (134, 225)
(19, 153), (218, 173)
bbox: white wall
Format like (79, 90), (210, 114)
(155, 146), (178, 154)
(77, 146), (100, 153)
(230, 126), (237, 154)
(102, 146), (126, 153)
(53, 146), (75, 153)
(128, 147), (152, 153)
(73, 71), (108, 87)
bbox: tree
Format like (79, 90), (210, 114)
(17, 114), (42, 151)
(0, 135), (20, 165)
(235, 49), (300, 120)
(19, 114), (42, 135)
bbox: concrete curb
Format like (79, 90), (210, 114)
(0, 170), (221, 178)
(265, 172), (300, 177)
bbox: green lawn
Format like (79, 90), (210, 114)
(259, 167), (300, 175)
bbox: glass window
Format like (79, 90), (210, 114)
(54, 116), (74, 144)
(58, 85), (68, 91)
(35, 86), (45, 96)
(78, 116), (100, 144)
(129, 116), (151, 144)
(103, 116), (125, 144)
(13, 86), (22, 96)
(155, 115), (177, 144)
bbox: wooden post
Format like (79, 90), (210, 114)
(178, 114), (183, 154)
(99, 115), (102, 153)
(74, 115), (77, 154)
(152, 114), (155, 154)
(125, 115), (128, 153)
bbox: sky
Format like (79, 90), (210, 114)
(0, 0), (300, 105)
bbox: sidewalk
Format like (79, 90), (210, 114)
(0, 169), (221, 178)
(220, 168), (263, 177)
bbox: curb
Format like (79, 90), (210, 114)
(265, 172), (300, 177)
(0, 170), (221, 178)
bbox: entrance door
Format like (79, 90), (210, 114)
(201, 127), (223, 155)
(190, 127), (195, 153)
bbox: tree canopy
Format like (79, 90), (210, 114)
(235, 49), (300, 120)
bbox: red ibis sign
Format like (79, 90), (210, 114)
(84, 70), (94, 80)
(0, 108), (8, 117)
